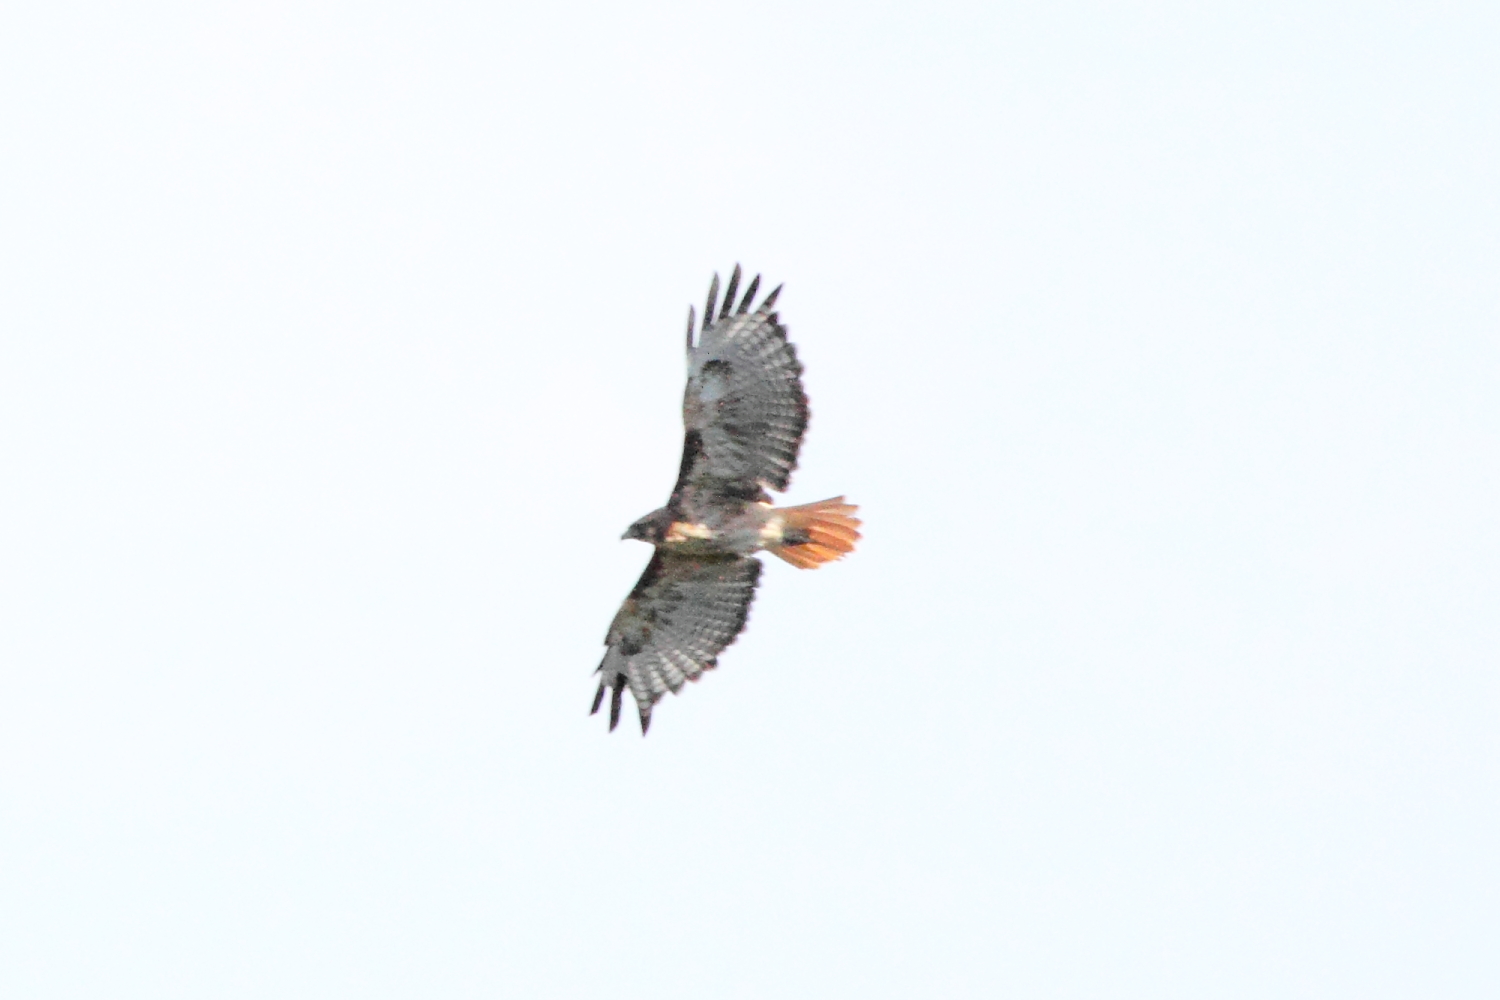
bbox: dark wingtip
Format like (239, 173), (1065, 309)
(590, 681), (607, 716)
(762, 284), (783, 311)
(639, 708), (652, 736)
(703, 273), (720, 332)
(685, 306), (696, 353)
(721, 264), (741, 320)
(738, 274), (761, 313)
(608, 680), (624, 732)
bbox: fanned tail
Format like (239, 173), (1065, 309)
(769, 496), (861, 569)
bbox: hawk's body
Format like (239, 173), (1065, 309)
(593, 267), (861, 734)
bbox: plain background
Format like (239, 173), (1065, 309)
(2, 3), (1496, 997)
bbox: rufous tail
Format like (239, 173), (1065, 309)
(770, 496), (862, 569)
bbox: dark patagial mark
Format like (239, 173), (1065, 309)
(627, 553), (667, 601)
(671, 430), (704, 500)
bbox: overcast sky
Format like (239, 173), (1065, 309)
(2, 3), (1497, 997)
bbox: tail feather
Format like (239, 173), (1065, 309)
(769, 496), (861, 569)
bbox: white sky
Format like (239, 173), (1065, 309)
(2, 2), (1496, 997)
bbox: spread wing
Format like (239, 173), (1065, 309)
(672, 266), (809, 507)
(592, 551), (762, 734)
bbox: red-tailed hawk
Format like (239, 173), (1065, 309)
(593, 267), (861, 734)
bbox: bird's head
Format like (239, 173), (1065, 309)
(622, 507), (672, 544)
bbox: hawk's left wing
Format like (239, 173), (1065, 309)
(593, 551), (762, 734)
(672, 266), (809, 507)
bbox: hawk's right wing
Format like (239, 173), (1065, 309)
(593, 551), (762, 734)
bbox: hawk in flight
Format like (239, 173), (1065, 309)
(593, 266), (861, 734)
